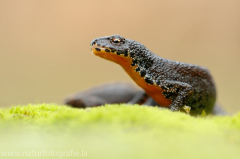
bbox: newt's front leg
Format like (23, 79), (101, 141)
(160, 80), (194, 112)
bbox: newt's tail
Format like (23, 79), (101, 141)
(211, 103), (229, 116)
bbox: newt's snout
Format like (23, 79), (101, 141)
(90, 39), (97, 46)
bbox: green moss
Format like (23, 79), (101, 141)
(0, 103), (240, 159)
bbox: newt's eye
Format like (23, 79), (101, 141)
(110, 36), (125, 45)
(113, 38), (121, 43)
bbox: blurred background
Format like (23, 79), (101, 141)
(0, 0), (239, 113)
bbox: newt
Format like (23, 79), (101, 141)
(90, 35), (217, 115)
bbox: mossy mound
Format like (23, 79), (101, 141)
(0, 103), (239, 159)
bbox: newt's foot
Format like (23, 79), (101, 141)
(183, 105), (191, 114)
(169, 104), (191, 114)
(168, 105), (180, 112)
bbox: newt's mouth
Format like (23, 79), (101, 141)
(91, 44), (129, 57)
(91, 44), (115, 56)
(91, 44), (131, 66)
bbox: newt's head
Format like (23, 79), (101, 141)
(91, 34), (154, 73)
(91, 35), (131, 64)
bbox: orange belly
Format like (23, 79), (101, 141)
(122, 64), (172, 107)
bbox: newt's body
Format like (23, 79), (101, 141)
(91, 35), (216, 115)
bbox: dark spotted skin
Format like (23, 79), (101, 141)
(91, 35), (217, 115)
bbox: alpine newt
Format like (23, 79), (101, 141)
(90, 35), (217, 115)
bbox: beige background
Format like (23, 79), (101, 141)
(0, 0), (239, 113)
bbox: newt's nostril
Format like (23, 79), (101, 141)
(90, 39), (97, 46)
